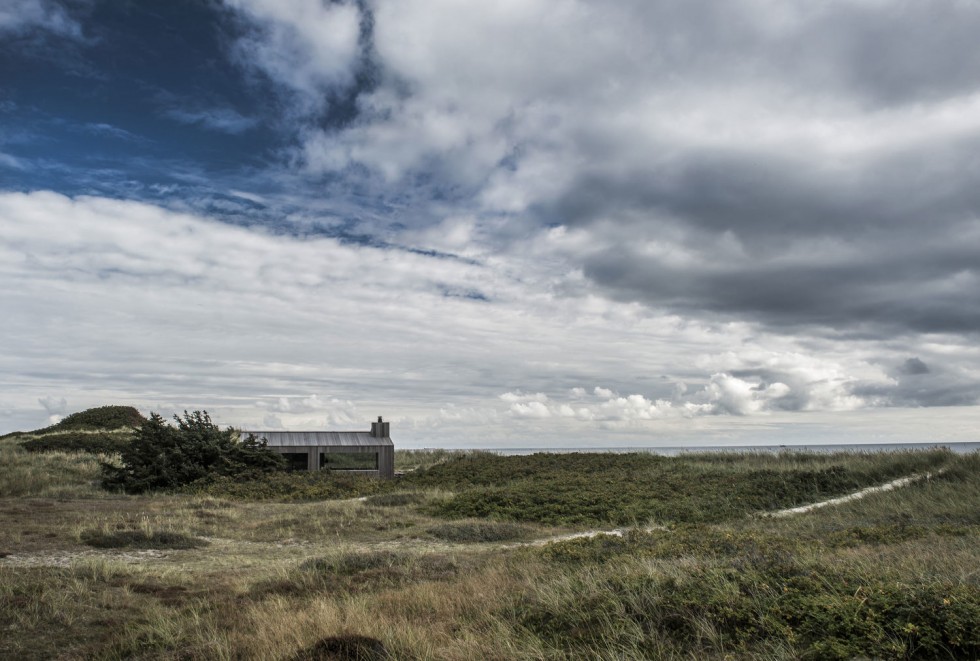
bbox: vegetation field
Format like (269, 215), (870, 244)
(1, 428), (977, 660)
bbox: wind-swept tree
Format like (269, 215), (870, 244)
(101, 410), (284, 493)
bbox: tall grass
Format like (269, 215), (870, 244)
(0, 442), (107, 498)
(0, 448), (975, 659)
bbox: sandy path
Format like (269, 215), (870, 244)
(518, 469), (945, 545)
(762, 469), (943, 518)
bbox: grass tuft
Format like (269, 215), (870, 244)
(426, 521), (534, 543)
(80, 529), (208, 550)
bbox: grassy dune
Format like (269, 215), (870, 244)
(0, 435), (977, 659)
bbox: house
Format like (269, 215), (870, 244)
(243, 416), (394, 478)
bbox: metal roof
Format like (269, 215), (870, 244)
(241, 431), (393, 447)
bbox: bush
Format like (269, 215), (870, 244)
(100, 411), (285, 493)
(80, 529), (207, 550)
(363, 492), (426, 507)
(189, 469), (386, 501)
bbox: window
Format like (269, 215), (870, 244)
(320, 452), (379, 470)
(280, 452), (309, 471)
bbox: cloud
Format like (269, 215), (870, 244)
(217, 0), (980, 337)
(38, 396), (67, 415)
(900, 357), (930, 376)
(5, 0), (980, 442)
(0, 0), (82, 38)
(261, 413), (283, 429)
(83, 123), (139, 141)
(499, 391), (548, 404)
(508, 401), (551, 418)
(0, 152), (26, 170)
(224, 0), (363, 114)
(269, 394), (330, 414)
(164, 107), (258, 135)
(497, 361), (862, 425)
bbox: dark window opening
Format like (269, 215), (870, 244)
(321, 452), (379, 470)
(281, 452), (309, 472)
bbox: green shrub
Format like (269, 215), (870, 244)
(363, 492), (426, 507)
(189, 469), (387, 501)
(101, 411), (285, 493)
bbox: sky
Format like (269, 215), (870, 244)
(1, 0), (978, 447)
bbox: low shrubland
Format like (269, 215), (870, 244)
(409, 450), (951, 526)
(518, 554), (980, 660)
(0, 442), (975, 660)
(192, 449), (952, 528)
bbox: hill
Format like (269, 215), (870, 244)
(3, 405), (146, 454)
(40, 405), (145, 433)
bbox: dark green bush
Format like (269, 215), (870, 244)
(80, 529), (207, 550)
(189, 469), (386, 501)
(363, 492), (426, 507)
(101, 411), (285, 493)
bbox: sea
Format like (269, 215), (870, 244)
(482, 442), (980, 456)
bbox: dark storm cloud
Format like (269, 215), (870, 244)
(900, 358), (930, 376)
(564, 133), (980, 335)
(535, 3), (980, 337)
(583, 234), (980, 334)
(854, 359), (980, 408)
(619, 0), (980, 107)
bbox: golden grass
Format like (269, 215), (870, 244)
(0, 445), (976, 659)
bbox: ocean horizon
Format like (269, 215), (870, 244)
(453, 441), (980, 456)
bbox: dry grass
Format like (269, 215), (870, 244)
(0, 443), (976, 659)
(0, 442), (108, 499)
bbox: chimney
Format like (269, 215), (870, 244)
(371, 416), (385, 438)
